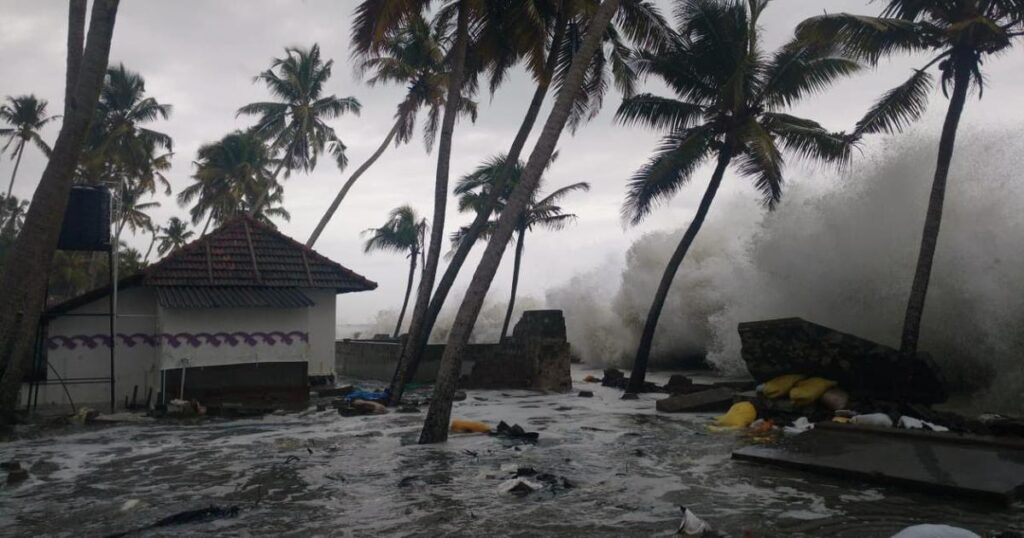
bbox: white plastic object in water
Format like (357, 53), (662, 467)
(897, 415), (950, 432)
(783, 416), (814, 435)
(676, 506), (711, 536)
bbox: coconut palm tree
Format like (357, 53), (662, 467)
(0, 194), (29, 243)
(155, 216), (194, 257)
(306, 11), (478, 247)
(116, 185), (159, 240)
(0, 95), (57, 197)
(178, 130), (290, 233)
(363, 205), (428, 338)
(797, 0), (1024, 355)
(388, 0), (671, 405)
(84, 64), (173, 193)
(0, 0), (120, 420)
(237, 44), (361, 216)
(451, 154), (589, 340)
(419, 0), (623, 444)
(617, 0), (861, 392)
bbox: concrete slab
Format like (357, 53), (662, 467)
(656, 388), (735, 413)
(732, 422), (1024, 505)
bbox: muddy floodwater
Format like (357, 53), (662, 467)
(1, 367), (1021, 537)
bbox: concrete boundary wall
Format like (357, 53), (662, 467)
(335, 310), (572, 392)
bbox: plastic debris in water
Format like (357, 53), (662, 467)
(850, 413), (894, 428)
(498, 478), (543, 495)
(676, 506), (712, 536)
(783, 416), (814, 435)
(897, 416), (950, 432)
(890, 524), (980, 538)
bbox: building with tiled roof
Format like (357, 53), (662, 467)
(27, 216), (377, 411)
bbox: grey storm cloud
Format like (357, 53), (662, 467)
(1, 0), (1022, 332)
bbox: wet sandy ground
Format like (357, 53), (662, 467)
(1, 367), (1021, 537)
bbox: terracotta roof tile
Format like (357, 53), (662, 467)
(143, 216), (377, 292)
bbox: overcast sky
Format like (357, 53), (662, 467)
(2, 1), (1022, 332)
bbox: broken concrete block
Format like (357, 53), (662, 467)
(601, 368), (626, 388)
(738, 317), (946, 403)
(664, 374), (694, 393)
(656, 388), (735, 413)
(6, 466), (28, 485)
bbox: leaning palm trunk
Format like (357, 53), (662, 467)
(500, 228), (525, 340)
(246, 158), (287, 219)
(386, 14), (568, 406)
(394, 250), (417, 338)
(899, 60), (971, 354)
(6, 141), (26, 197)
(143, 230), (157, 263)
(200, 213), (214, 236)
(0, 0), (120, 420)
(390, 2), (470, 400)
(418, 0), (620, 444)
(307, 121), (401, 247)
(626, 147), (733, 393)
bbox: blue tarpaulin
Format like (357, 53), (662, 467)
(344, 389), (390, 402)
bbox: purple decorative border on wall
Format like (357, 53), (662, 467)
(47, 331), (309, 350)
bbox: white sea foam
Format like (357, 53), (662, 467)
(547, 129), (1024, 413)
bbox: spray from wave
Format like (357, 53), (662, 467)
(547, 128), (1024, 413)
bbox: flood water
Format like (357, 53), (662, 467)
(1, 367), (1021, 537)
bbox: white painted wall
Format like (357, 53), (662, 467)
(26, 287), (160, 410)
(157, 304), (310, 370)
(305, 289), (336, 377)
(25, 286), (342, 410)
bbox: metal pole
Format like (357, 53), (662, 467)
(109, 246), (116, 413)
(109, 182), (119, 414)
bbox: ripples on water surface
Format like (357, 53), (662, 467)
(1, 368), (1021, 537)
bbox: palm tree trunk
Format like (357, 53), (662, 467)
(626, 146), (734, 394)
(500, 228), (525, 340)
(388, 1), (469, 402)
(0, 0), (120, 421)
(65, 0), (87, 119)
(6, 140), (26, 197)
(247, 155), (288, 219)
(418, 0), (620, 444)
(899, 60), (972, 354)
(386, 12), (568, 406)
(200, 213), (214, 236)
(307, 120), (401, 247)
(394, 250), (417, 338)
(143, 229), (157, 262)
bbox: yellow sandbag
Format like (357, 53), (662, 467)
(789, 377), (838, 407)
(763, 374), (805, 399)
(714, 401), (757, 428)
(450, 419), (491, 434)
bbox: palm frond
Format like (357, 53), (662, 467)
(796, 13), (932, 64)
(762, 112), (854, 169)
(735, 119), (784, 208)
(762, 42), (863, 108)
(855, 68), (934, 135)
(616, 93), (704, 131)
(622, 125), (716, 226)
